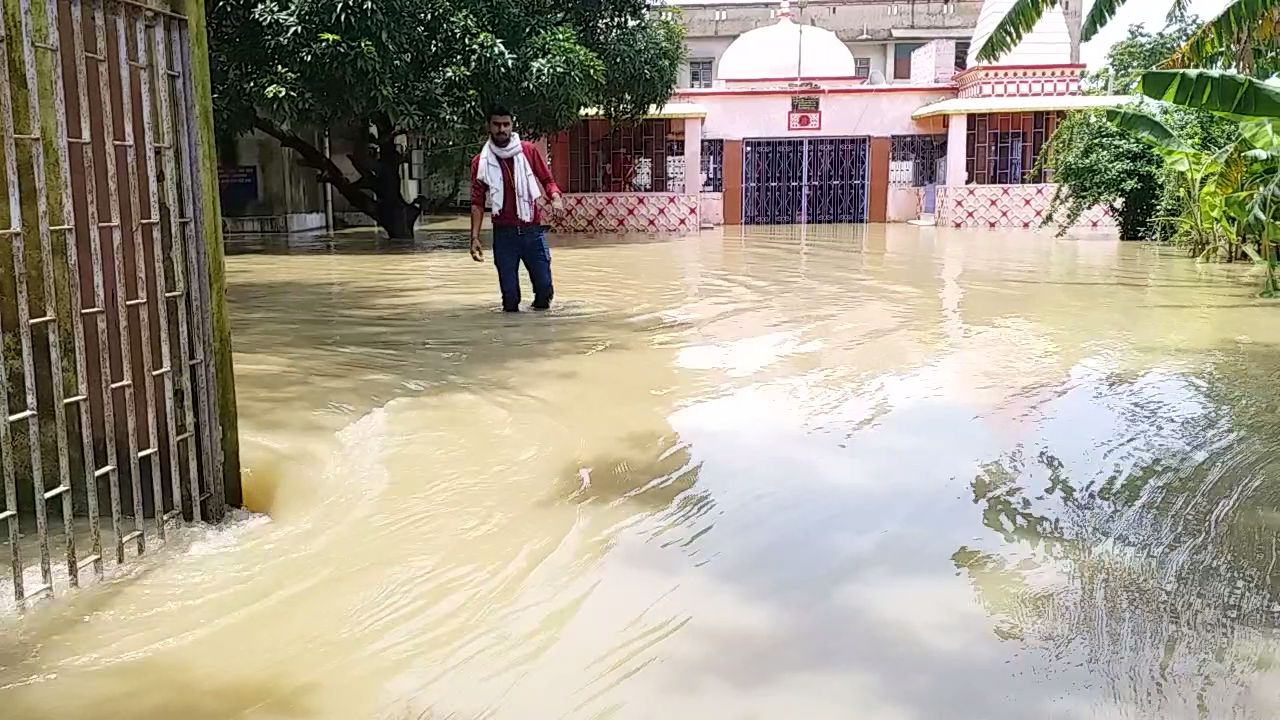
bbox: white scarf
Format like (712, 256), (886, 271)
(478, 133), (542, 223)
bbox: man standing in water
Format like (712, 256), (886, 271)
(470, 105), (564, 312)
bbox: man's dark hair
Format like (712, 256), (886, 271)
(487, 105), (513, 121)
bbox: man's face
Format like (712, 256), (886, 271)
(488, 115), (513, 147)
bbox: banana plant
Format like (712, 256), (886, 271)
(975, 0), (1193, 64)
(1115, 84), (1280, 291)
(1106, 108), (1246, 263)
(1138, 70), (1280, 118)
(976, 0), (1274, 68)
(1165, 0), (1280, 73)
(1227, 119), (1280, 293)
(1137, 70), (1280, 290)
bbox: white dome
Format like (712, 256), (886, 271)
(968, 0), (1072, 67)
(718, 17), (860, 81)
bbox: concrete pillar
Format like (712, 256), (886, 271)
(946, 114), (968, 186)
(868, 137), (890, 223)
(683, 117), (702, 194)
(550, 131), (571, 191)
(885, 43), (897, 82)
(724, 139), (742, 225)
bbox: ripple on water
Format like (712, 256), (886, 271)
(7, 227), (1280, 720)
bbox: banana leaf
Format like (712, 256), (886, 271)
(1166, 0), (1280, 71)
(1138, 70), (1280, 118)
(974, 0), (1060, 64)
(1103, 107), (1189, 151)
(1083, 0), (1140, 42)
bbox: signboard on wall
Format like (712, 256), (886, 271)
(791, 96), (820, 112)
(218, 165), (258, 207)
(788, 111), (822, 131)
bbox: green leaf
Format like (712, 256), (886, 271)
(1239, 118), (1280, 151)
(1138, 70), (1280, 118)
(974, 0), (1060, 65)
(1082, 0), (1135, 42)
(1104, 107), (1190, 151)
(1166, 0), (1280, 70)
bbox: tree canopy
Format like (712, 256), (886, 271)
(209, 0), (685, 237)
(1087, 13), (1198, 94)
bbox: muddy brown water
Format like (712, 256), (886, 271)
(4, 224), (1280, 719)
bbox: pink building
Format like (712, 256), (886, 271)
(543, 0), (1127, 234)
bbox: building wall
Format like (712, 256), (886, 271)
(220, 129), (326, 232)
(936, 184), (1115, 231)
(680, 39), (939, 88)
(888, 187), (923, 222)
(678, 0), (981, 87)
(705, 94), (949, 225)
(540, 194), (701, 234)
(682, 37), (736, 87)
(679, 1), (984, 41)
(695, 89), (952, 140)
(911, 39), (957, 84)
(847, 42), (889, 81)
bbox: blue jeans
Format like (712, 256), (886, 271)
(492, 224), (553, 312)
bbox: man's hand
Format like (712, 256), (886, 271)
(551, 193), (565, 212)
(470, 236), (484, 262)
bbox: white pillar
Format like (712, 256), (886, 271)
(885, 43), (897, 82)
(683, 117), (703, 195)
(945, 113), (968, 186)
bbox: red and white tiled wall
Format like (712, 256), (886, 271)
(936, 185), (1115, 231)
(540, 194), (701, 234)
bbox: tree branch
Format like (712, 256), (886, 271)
(253, 116), (379, 218)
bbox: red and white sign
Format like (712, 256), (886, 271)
(788, 111), (822, 131)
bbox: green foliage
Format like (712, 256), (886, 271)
(1043, 109), (1163, 240)
(1139, 70), (1280, 118)
(1110, 100), (1280, 293)
(212, 0), (683, 137)
(208, 0), (685, 236)
(975, 0), (1266, 68)
(972, 0), (1167, 64)
(1044, 20), (1203, 243)
(1080, 0), (1147, 43)
(1167, 0), (1280, 74)
(1088, 18), (1199, 94)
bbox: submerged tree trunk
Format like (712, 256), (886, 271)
(377, 197), (421, 240)
(253, 117), (420, 239)
(372, 136), (421, 240)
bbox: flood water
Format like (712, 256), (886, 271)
(5, 224), (1280, 719)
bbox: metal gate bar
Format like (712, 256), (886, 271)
(115, 7), (155, 553)
(96, 0), (145, 562)
(38, 0), (100, 590)
(1, 0), (230, 607)
(807, 137), (869, 224)
(68, 0), (114, 581)
(131, 9), (179, 538)
(741, 137), (870, 226)
(0, 0), (33, 601)
(150, 15), (198, 527)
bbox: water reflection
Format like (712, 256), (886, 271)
(4, 225), (1280, 719)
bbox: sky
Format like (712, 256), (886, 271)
(668, 0), (1233, 68)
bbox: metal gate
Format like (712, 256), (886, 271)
(1, 0), (228, 607)
(742, 137), (869, 225)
